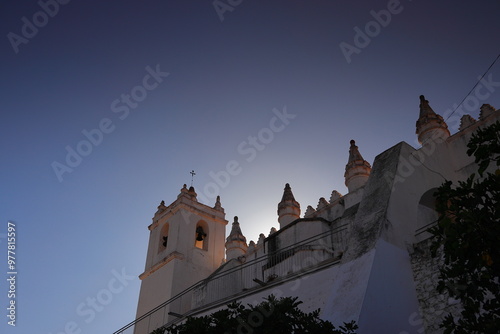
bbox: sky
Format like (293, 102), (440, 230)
(0, 0), (499, 333)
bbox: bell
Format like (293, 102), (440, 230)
(196, 226), (206, 241)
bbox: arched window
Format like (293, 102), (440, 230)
(194, 221), (209, 251)
(158, 223), (169, 253)
(416, 188), (439, 240)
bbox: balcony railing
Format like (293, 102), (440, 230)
(113, 223), (348, 334)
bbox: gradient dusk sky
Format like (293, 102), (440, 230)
(1, 1), (499, 333)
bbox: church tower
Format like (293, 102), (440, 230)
(135, 185), (227, 333)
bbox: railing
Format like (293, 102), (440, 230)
(415, 219), (439, 243)
(113, 223), (348, 334)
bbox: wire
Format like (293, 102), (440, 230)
(445, 53), (500, 122)
(416, 53), (500, 177)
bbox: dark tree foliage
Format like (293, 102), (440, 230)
(151, 295), (357, 334)
(430, 121), (500, 334)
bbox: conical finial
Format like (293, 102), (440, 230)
(225, 216), (248, 260)
(347, 140), (365, 164)
(419, 95), (437, 118)
(178, 184), (189, 199)
(213, 195), (224, 212)
(344, 140), (371, 193)
(280, 183), (296, 202)
(278, 183), (300, 228)
(156, 200), (167, 215)
(187, 186), (197, 201)
(178, 183), (197, 201)
(226, 216), (246, 242)
(416, 95), (450, 145)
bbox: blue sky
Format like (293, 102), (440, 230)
(1, 0), (499, 333)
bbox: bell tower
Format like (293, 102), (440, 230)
(134, 185), (227, 333)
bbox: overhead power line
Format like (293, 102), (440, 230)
(445, 53), (500, 122)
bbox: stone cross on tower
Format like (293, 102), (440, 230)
(190, 170), (196, 187)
